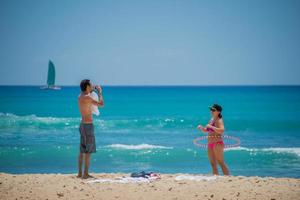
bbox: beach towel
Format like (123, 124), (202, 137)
(87, 176), (159, 184)
(175, 175), (219, 181)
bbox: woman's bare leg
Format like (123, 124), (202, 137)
(214, 144), (229, 175)
(207, 147), (218, 175)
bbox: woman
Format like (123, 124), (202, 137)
(197, 104), (229, 175)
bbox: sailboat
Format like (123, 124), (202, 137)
(40, 60), (61, 90)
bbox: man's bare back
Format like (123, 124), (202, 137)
(78, 93), (94, 123)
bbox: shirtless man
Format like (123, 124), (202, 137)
(77, 79), (104, 179)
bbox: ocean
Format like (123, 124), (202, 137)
(0, 86), (299, 178)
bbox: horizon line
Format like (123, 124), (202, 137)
(0, 84), (300, 87)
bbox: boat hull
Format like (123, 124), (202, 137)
(40, 86), (61, 90)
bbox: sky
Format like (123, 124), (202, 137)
(0, 0), (299, 86)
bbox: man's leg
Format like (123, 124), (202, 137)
(82, 124), (95, 179)
(83, 153), (91, 178)
(77, 153), (84, 178)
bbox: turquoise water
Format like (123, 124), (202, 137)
(0, 86), (300, 178)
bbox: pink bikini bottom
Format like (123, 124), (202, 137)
(208, 141), (224, 149)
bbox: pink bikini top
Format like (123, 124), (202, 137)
(206, 120), (215, 133)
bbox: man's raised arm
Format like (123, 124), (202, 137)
(95, 85), (104, 107)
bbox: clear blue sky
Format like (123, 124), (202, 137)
(0, 0), (299, 86)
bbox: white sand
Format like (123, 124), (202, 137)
(1, 173), (299, 200)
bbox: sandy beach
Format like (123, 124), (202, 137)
(1, 173), (299, 200)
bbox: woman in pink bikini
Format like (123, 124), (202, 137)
(197, 104), (229, 175)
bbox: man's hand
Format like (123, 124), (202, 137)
(95, 85), (102, 94)
(94, 85), (104, 107)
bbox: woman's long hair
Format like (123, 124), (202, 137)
(218, 113), (222, 119)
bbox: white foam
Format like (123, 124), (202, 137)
(225, 147), (250, 151)
(105, 143), (173, 150)
(261, 148), (300, 156)
(175, 175), (218, 181)
(225, 147), (300, 157)
(164, 118), (174, 122)
(0, 112), (78, 124)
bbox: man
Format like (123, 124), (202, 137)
(77, 79), (104, 179)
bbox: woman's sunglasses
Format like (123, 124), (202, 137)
(210, 108), (217, 112)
